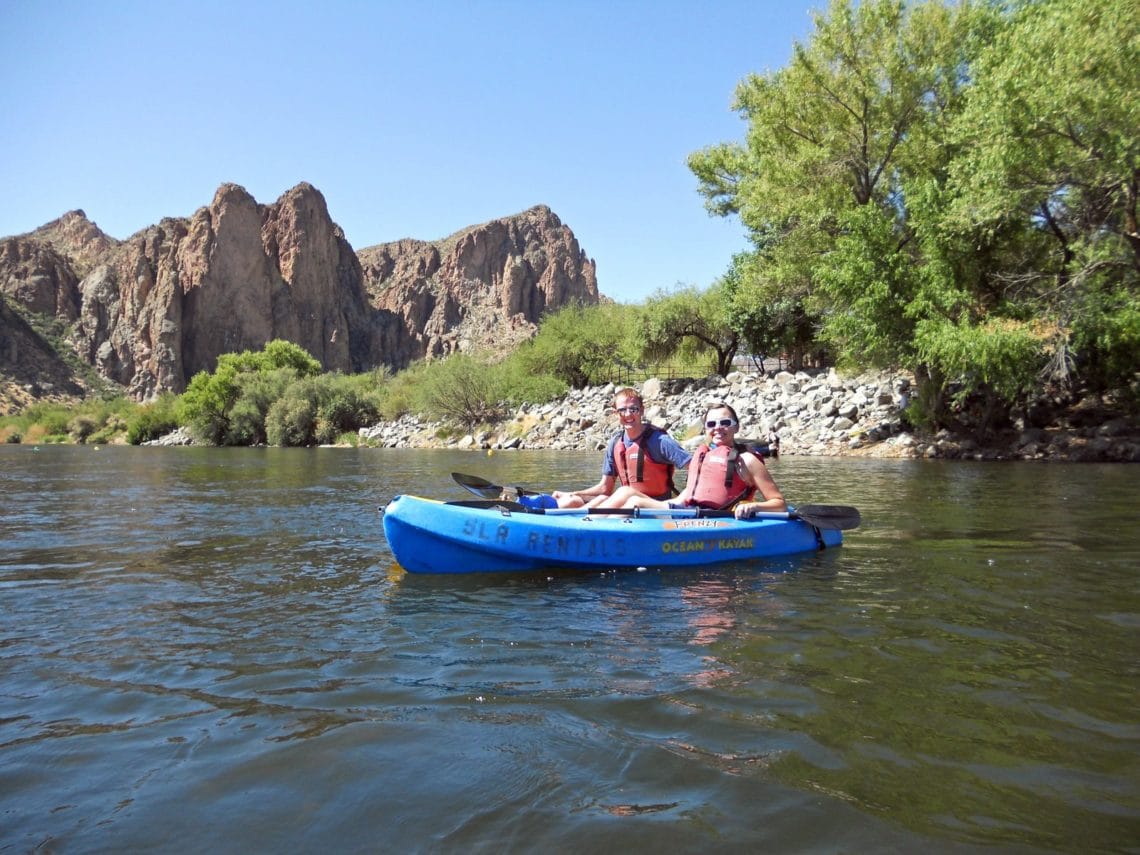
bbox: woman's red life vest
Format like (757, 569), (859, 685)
(685, 443), (756, 510)
(613, 427), (676, 500)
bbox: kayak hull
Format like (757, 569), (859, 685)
(382, 495), (842, 574)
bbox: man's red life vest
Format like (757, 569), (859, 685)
(613, 427), (676, 500)
(685, 443), (756, 510)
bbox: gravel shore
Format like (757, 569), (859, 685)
(359, 369), (1140, 462)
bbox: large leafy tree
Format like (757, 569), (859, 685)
(942, 0), (1140, 393)
(693, 0), (1139, 427)
(690, 0), (984, 354)
(689, 0), (1075, 427)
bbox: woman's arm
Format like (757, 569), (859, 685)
(734, 453), (787, 518)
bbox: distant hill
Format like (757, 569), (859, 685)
(0, 183), (598, 407)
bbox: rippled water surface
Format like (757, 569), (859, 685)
(1, 446), (1137, 852)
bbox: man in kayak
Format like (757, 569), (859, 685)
(599, 402), (787, 520)
(511, 388), (691, 509)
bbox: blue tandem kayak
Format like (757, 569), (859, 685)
(382, 494), (843, 574)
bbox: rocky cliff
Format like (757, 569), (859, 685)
(0, 184), (599, 404)
(359, 205), (598, 359)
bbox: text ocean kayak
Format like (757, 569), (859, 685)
(382, 494), (843, 574)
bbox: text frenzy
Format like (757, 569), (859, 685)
(662, 519), (731, 530)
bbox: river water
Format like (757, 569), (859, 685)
(1, 445), (1136, 853)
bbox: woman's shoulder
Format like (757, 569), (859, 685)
(734, 443), (765, 466)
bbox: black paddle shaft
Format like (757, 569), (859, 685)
(451, 472), (861, 530)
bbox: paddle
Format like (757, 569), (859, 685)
(451, 471), (546, 500)
(445, 497), (861, 530)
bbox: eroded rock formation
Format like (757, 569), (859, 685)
(359, 204), (598, 359)
(0, 184), (599, 402)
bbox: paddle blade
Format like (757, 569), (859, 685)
(793, 504), (861, 530)
(451, 472), (503, 499)
(451, 471), (547, 499)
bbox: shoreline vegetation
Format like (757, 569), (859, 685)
(3, 339), (1137, 463)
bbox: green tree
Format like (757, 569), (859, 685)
(640, 282), (739, 376)
(690, 0), (1013, 421)
(722, 251), (821, 370)
(516, 303), (642, 388)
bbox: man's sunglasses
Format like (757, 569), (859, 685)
(705, 418), (738, 429)
(614, 405), (641, 415)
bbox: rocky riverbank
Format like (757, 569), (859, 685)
(358, 369), (1140, 462)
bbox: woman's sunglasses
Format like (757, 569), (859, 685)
(705, 418), (738, 429)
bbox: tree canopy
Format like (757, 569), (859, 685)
(690, 0), (1139, 427)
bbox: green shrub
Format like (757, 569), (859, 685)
(1070, 288), (1140, 395)
(495, 354), (567, 406)
(89, 426), (119, 445)
(376, 361), (428, 420)
(317, 374), (381, 435)
(265, 385), (317, 446)
(178, 341), (322, 445)
(518, 302), (643, 387)
(68, 415), (98, 443)
(40, 409), (70, 437)
(416, 355), (506, 427)
(228, 368), (297, 445)
(126, 394), (181, 445)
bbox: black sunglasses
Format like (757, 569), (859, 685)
(705, 418), (738, 429)
(614, 405), (641, 415)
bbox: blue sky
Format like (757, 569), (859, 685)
(1, 0), (822, 303)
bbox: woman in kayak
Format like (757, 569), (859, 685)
(599, 402), (787, 520)
(543, 387), (692, 509)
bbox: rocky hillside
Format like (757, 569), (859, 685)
(0, 296), (87, 412)
(0, 184), (598, 405)
(359, 205), (597, 359)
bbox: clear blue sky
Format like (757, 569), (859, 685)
(1, 0), (822, 303)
